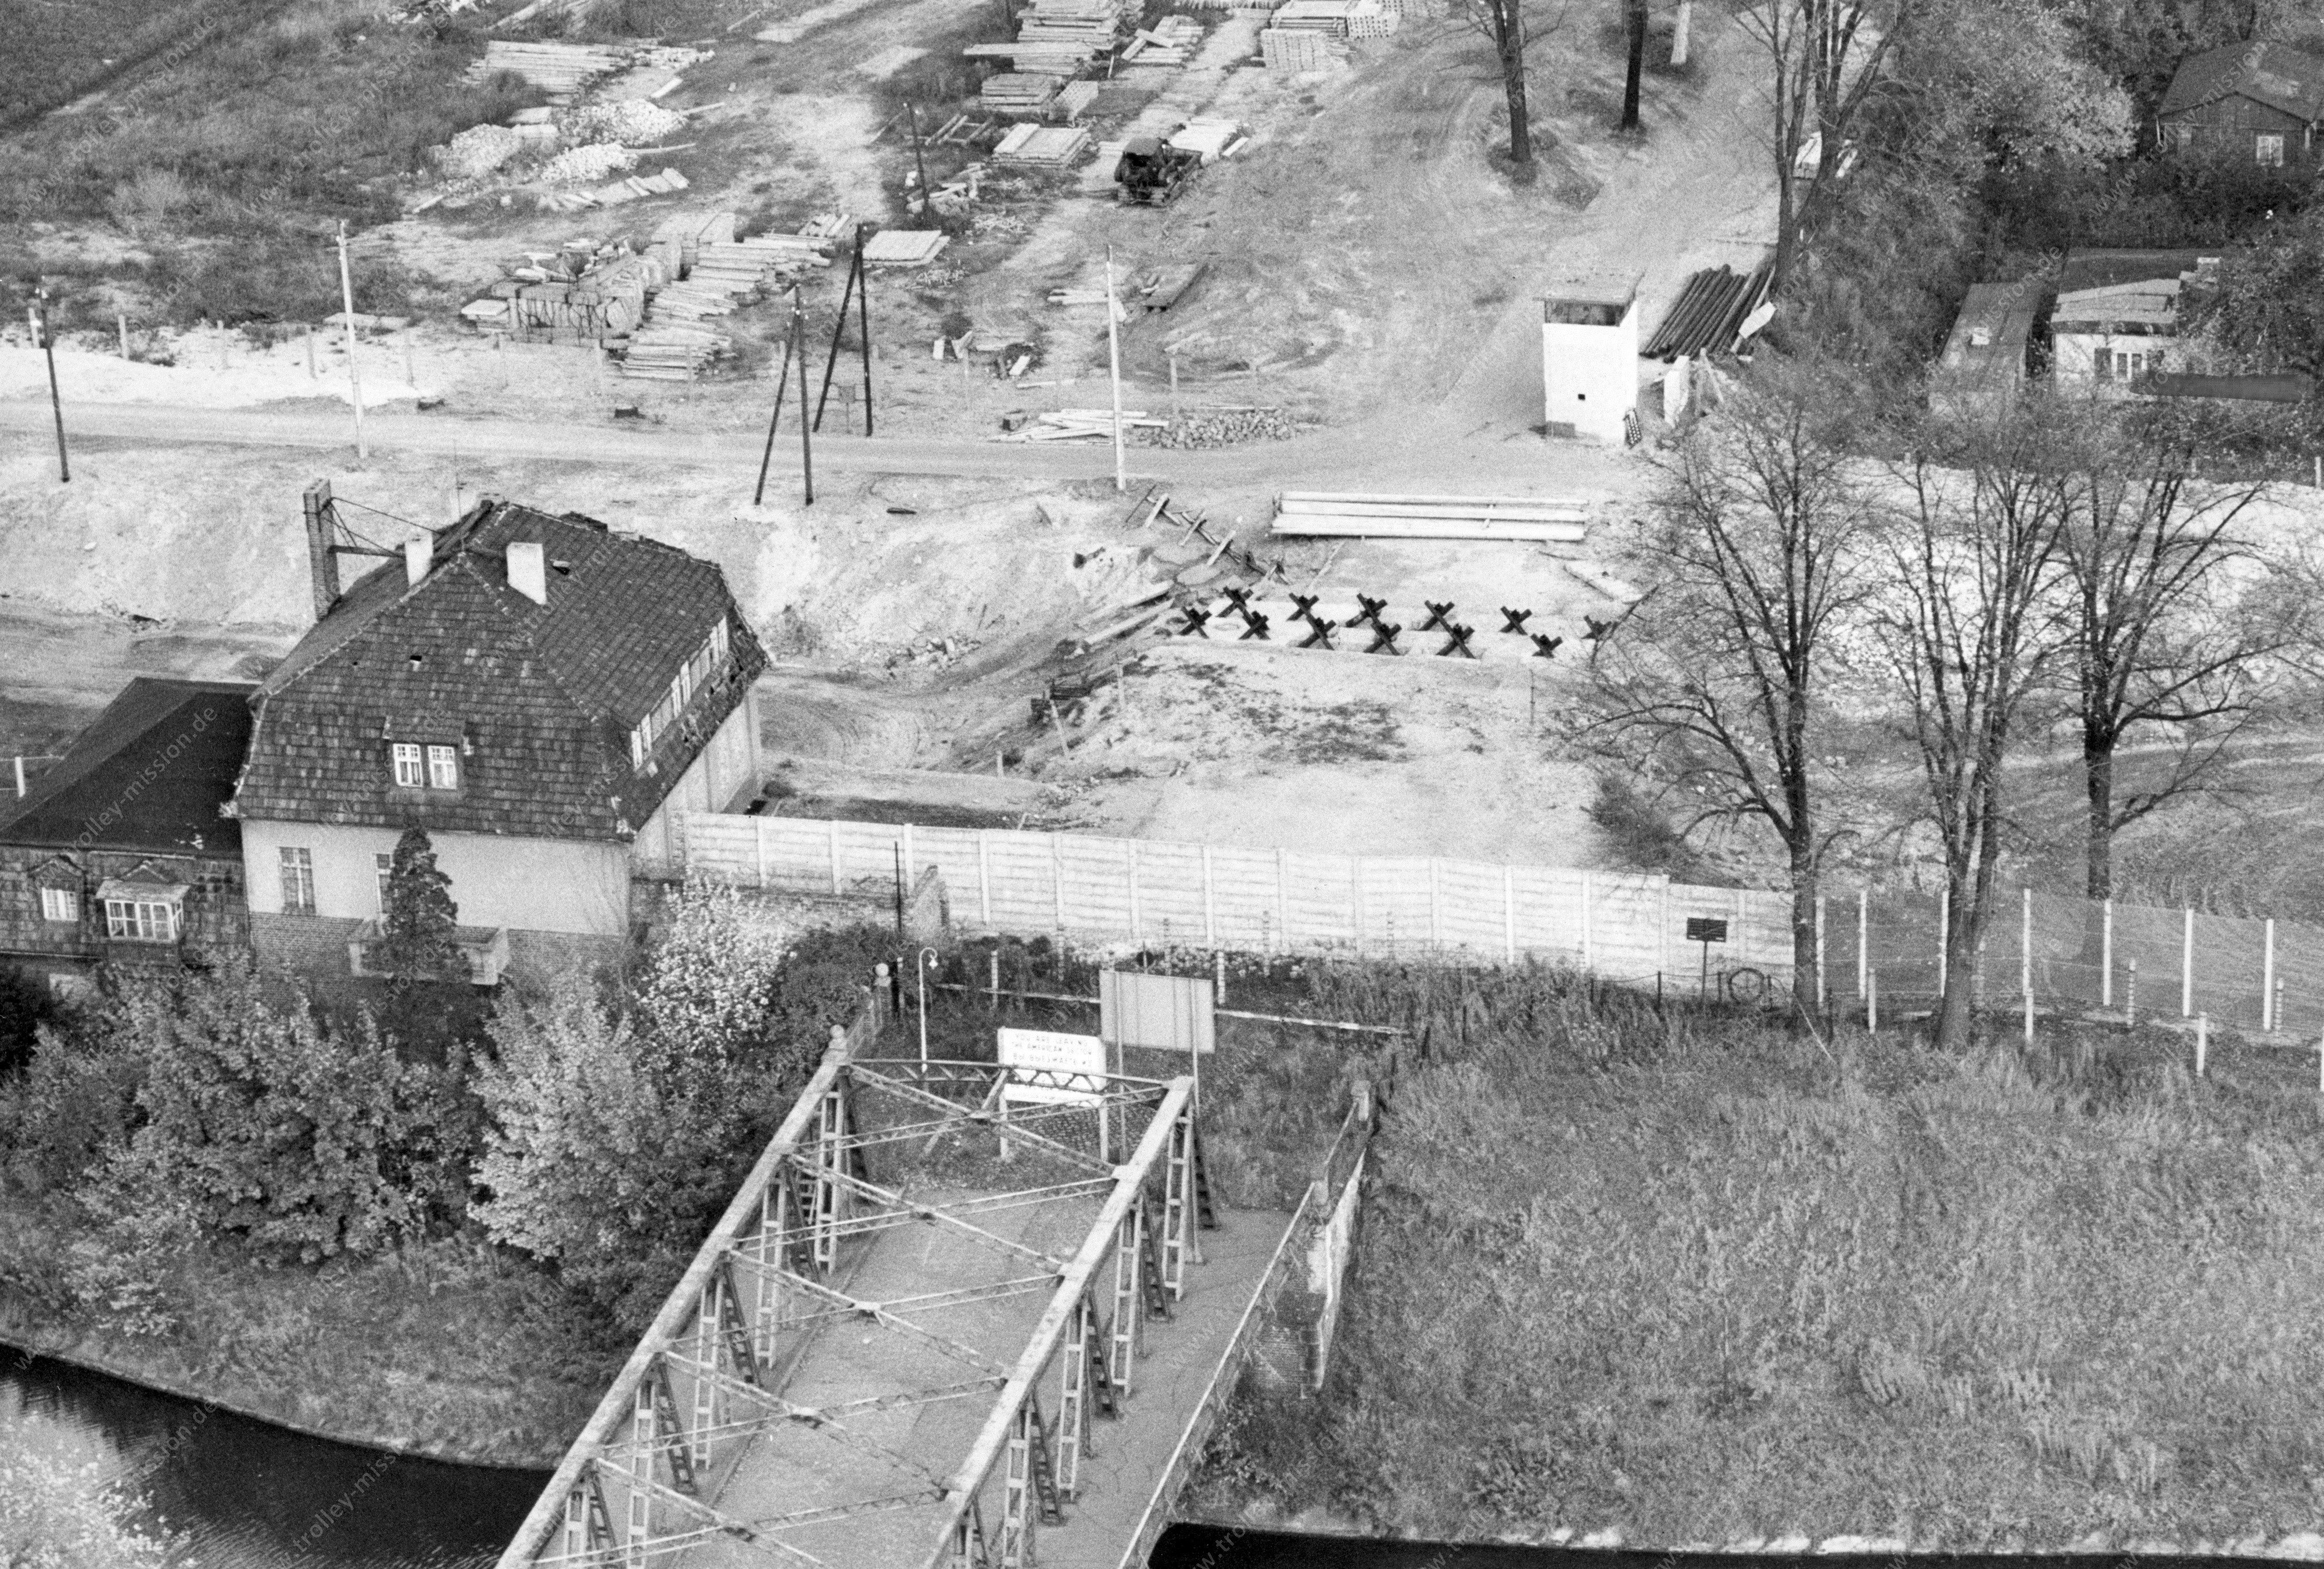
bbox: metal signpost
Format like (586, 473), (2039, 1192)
(1686, 915), (1728, 1000)
(996, 1026), (1110, 1159)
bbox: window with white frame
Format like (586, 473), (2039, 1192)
(105, 897), (178, 943)
(391, 742), (425, 787)
(630, 616), (731, 770)
(2112, 349), (2151, 380)
(279, 847), (315, 915)
(376, 852), (394, 915)
(38, 887), (77, 924)
(2258, 132), (2286, 166)
(426, 743), (460, 790)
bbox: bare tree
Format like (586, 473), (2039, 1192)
(1878, 398), (2078, 1051)
(1620, 0), (1648, 130)
(2057, 407), (2298, 897)
(1587, 357), (1875, 983)
(1448, 0), (1567, 169)
(1736, 0), (1921, 295)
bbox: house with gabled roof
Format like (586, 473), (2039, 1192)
(0, 677), (256, 997)
(2157, 40), (2324, 165)
(228, 490), (768, 984)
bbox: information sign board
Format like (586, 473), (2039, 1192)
(996, 1027), (1108, 1106)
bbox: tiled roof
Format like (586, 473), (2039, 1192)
(2159, 40), (2324, 121)
(0, 678), (254, 855)
(233, 501), (766, 841)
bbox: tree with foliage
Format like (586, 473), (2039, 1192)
(0, 964), (60, 1080)
(471, 883), (829, 1327)
(0, 1420), (177, 1569)
(1587, 355), (1877, 983)
(381, 824), (459, 981)
(1877, 396), (2080, 1050)
(77, 963), (449, 1263)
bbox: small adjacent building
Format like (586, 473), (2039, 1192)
(2049, 248), (2219, 392)
(1541, 274), (1641, 443)
(1934, 278), (2045, 408)
(2157, 40), (2324, 166)
(0, 678), (257, 996)
(228, 493), (768, 984)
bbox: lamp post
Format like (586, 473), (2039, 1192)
(918, 946), (939, 1068)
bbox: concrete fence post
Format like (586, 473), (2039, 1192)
(1938, 883), (1949, 998)
(1428, 858), (1443, 950)
(828, 818), (841, 895)
(1503, 866), (1517, 965)
(2021, 887), (2032, 1008)
(2196, 1012), (2208, 1077)
(902, 823), (915, 891)
(1052, 834), (1065, 934)
(755, 816), (770, 889)
(1202, 845), (1217, 947)
(978, 832), (993, 928)
(1857, 888), (1868, 999)
(1580, 872), (1595, 970)
(2263, 918), (2276, 1031)
(2181, 906), (2194, 1018)
(1814, 894), (1827, 1011)
(2101, 898), (2114, 1008)
(1351, 858), (1366, 956)
(1275, 847), (1290, 953)
(1128, 840), (1142, 944)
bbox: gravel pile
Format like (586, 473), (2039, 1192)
(557, 99), (685, 146)
(433, 123), (525, 178)
(539, 141), (639, 185)
(1139, 408), (1299, 447)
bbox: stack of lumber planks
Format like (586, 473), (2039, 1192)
(992, 123), (1091, 167)
(1017, 0), (1128, 47)
(980, 71), (1066, 110)
(648, 210), (738, 275)
(999, 409), (1165, 442)
(465, 40), (628, 96)
(463, 242), (669, 342)
(1053, 80), (1103, 120)
(1121, 15), (1204, 62)
(861, 230), (952, 267)
(1269, 492), (1591, 542)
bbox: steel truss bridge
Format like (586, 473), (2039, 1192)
(493, 1019), (1301, 1569)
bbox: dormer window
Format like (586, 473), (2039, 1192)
(391, 741), (462, 790)
(392, 742), (425, 787)
(98, 878), (184, 943)
(629, 615), (732, 771)
(427, 744), (459, 789)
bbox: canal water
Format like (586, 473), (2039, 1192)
(7, 1345), (2155, 1569)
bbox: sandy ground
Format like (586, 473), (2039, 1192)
(0, 2), (1780, 876)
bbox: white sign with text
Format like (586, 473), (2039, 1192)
(996, 1028), (1108, 1106)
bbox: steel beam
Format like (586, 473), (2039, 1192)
(724, 1255), (1013, 1376)
(661, 1351), (953, 1492)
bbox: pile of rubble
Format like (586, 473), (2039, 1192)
(457, 239), (670, 343)
(1138, 407), (1300, 446)
(557, 98), (686, 145)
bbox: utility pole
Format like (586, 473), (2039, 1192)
(813, 242), (862, 434)
(1106, 245), (1127, 494)
(856, 223), (874, 436)
(752, 306), (798, 507)
(335, 220), (367, 461)
(794, 285), (815, 506)
(33, 289), (68, 482)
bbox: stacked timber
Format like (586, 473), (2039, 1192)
(465, 40), (629, 96)
(1016, 0), (1128, 48)
(992, 123), (1091, 167)
(1269, 492), (1590, 543)
(649, 210), (739, 275)
(1053, 80), (1103, 120)
(998, 409), (1165, 442)
(1643, 257), (1774, 360)
(461, 241), (669, 343)
(981, 71), (1066, 111)
(1120, 16), (1204, 62)
(861, 230), (952, 267)
(1261, 27), (1348, 69)
(1271, 0), (1395, 30)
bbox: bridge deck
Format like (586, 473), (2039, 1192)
(680, 1184), (1290, 1569)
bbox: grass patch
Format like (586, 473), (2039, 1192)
(1587, 773), (1728, 884)
(0, 0), (533, 326)
(0, 1198), (621, 1465)
(1187, 963), (2324, 1547)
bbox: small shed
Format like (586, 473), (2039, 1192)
(2050, 249), (2218, 390)
(1540, 272), (1640, 444)
(2157, 40), (2324, 164)
(1935, 278), (2043, 405)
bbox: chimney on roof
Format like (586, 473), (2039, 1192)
(506, 540), (547, 606)
(404, 534), (431, 588)
(302, 480), (342, 623)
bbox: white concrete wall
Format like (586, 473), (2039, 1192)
(1542, 302), (1640, 443)
(239, 819), (631, 937)
(632, 696), (761, 869)
(2055, 329), (2178, 389)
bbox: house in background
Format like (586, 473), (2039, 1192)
(2157, 40), (2324, 166)
(1934, 278), (2045, 410)
(0, 678), (256, 997)
(227, 492), (769, 986)
(2049, 248), (2219, 392)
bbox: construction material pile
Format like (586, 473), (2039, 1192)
(537, 166), (690, 211)
(1645, 259), (1776, 359)
(1269, 0), (1394, 31)
(1054, 80), (1103, 120)
(1141, 407), (1296, 446)
(458, 240), (669, 343)
(1269, 492), (1590, 542)
(1165, 119), (1246, 160)
(433, 123), (527, 179)
(465, 40), (629, 96)
(997, 409), (1166, 442)
(621, 214), (835, 381)
(980, 72), (1063, 113)
(992, 124), (1091, 167)
(1018, 0), (1128, 48)
(539, 141), (637, 184)
(861, 230), (951, 267)
(557, 98), (686, 145)
(1120, 16), (1204, 63)
(963, 40), (1100, 73)
(1260, 27), (1350, 68)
